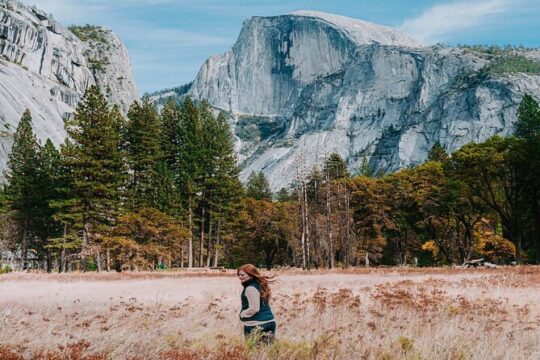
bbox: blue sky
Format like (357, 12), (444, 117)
(27, 0), (540, 95)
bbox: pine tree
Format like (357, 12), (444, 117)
(323, 153), (350, 180)
(4, 109), (41, 269)
(153, 162), (181, 216)
(515, 94), (540, 139)
(359, 157), (373, 177)
(49, 139), (83, 272)
(202, 111), (243, 266)
(34, 139), (63, 272)
(276, 188), (292, 202)
(156, 97), (186, 263)
(62, 86), (126, 271)
(125, 98), (163, 209)
(428, 141), (449, 162)
(176, 97), (204, 267)
(160, 97), (181, 175)
(514, 94), (540, 262)
(246, 171), (272, 201)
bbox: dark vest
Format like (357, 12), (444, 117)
(240, 279), (274, 322)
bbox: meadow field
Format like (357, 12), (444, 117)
(1, 267), (539, 360)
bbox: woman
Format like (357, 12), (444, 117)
(237, 264), (276, 343)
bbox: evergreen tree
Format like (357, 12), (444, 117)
(514, 94), (540, 262)
(176, 97), (204, 267)
(177, 97), (204, 199)
(152, 162), (181, 216)
(323, 153), (350, 180)
(515, 94), (540, 139)
(62, 86), (126, 270)
(428, 142), (449, 162)
(246, 171), (272, 201)
(125, 98), (163, 209)
(4, 109), (41, 269)
(160, 97), (181, 175)
(359, 156), (373, 177)
(276, 188), (292, 202)
(157, 99), (184, 211)
(202, 111), (243, 266)
(49, 139), (83, 272)
(34, 139), (62, 272)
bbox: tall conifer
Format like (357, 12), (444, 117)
(62, 86), (126, 270)
(323, 153), (350, 180)
(35, 139), (62, 271)
(5, 109), (41, 269)
(246, 171), (272, 201)
(125, 98), (163, 209)
(177, 97), (204, 267)
(202, 111), (243, 266)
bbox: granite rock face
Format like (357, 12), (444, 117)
(188, 11), (540, 191)
(0, 0), (137, 172)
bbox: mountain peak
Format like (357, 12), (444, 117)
(288, 10), (422, 48)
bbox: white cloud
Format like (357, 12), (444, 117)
(398, 0), (514, 44)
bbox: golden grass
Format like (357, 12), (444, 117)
(1, 267), (539, 359)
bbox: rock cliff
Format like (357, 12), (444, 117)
(187, 11), (540, 191)
(0, 0), (138, 171)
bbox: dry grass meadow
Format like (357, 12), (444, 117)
(1, 267), (539, 360)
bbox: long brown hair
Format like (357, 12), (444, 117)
(237, 264), (276, 301)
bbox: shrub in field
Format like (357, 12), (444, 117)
(398, 336), (415, 352)
(263, 340), (313, 360)
(0, 345), (23, 360)
(0, 265), (12, 274)
(159, 342), (248, 360)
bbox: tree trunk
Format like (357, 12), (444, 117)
(532, 188), (540, 264)
(344, 189), (351, 268)
(181, 247), (184, 268)
(515, 234), (523, 264)
(213, 221), (220, 268)
(21, 213), (29, 270)
(46, 252), (52, 273)
(304, 181), (311, 270)
(82, 220), (90, 271)
(96, 250), (101, 272)
(60, 247), (65, 273)
(325, 179), (334, 269)
(59, 224), (67, 273)
(265, 248), (276, 270)
(206, 221), (213, 268)
(106, 248), (110, 272)
(300, 180), (307, 270)
(199, 205), (205, 267)
(188, 201), (193, 268)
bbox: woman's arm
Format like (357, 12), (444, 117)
(240, 286), (260, 318)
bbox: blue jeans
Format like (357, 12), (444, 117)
(244, 321), (276, 344)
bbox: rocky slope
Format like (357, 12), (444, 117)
(0, 0), (138, 172)
(186, 11), (540, 191)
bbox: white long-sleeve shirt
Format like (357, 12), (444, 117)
(240, 286), (275, 326)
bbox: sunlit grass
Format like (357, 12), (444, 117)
(1, 267), (539, 359)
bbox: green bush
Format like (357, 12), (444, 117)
(86, 257), (97, 271)
(87, 58), (109, 73)
(0, 265), (13, 274)
(458, 44), (531, 56)
(68, 24), (109, 44)
(488, 55), (540, 75)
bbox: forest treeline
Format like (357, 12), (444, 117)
(0, 87), (539, 271)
